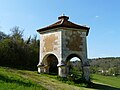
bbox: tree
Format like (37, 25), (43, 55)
(90, 58), (120, 76)
(10, 26), (24, 39)
(0, 31), (7, 41)
(0, 26), (39, 70)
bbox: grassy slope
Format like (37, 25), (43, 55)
(0, 67), (91, 90)
(0, 67), (46, 90)
(92, 74), (120, 88)
(0, 67), (120, 90)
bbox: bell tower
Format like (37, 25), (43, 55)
(37, 15), (90, 81)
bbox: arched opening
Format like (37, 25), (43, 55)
(43, 54), (58, 75)
(66, 54), (83, 80)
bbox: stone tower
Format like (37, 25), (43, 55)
(37, 15), (90, 81)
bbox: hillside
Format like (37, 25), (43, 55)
(0, 67), (89, 90)
(90, 57), (120, 75)
(0, 66), (120, 90)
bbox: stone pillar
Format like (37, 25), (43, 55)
(44, 65), (50, 73)
(83, 66), (90, 81)
(37, 63), (44, 73)
(57, 61), (66, 77)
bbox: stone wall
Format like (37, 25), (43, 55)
(39, 30), (62, 64)
(61, 28), (88, 64)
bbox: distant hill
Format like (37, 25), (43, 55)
(89, 57), (120, 75)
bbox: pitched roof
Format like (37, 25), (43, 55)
(37, 16), (90, 36)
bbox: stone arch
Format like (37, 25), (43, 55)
(66, 54), (83, 76)
(42, 53), (58, 75)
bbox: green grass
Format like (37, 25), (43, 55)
(0, 66), (120, 90)
(92, 74), (120, 89)
(0, 67), (46, 90)
(0, 67), (87, 90)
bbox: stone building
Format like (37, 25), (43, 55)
(37, 15), (90, 81)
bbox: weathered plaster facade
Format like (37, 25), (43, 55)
(37, 15), (90, 81)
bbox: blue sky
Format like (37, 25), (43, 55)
(0, 0), (120, 58)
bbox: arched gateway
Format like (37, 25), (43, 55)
(37, 15), (90, 81)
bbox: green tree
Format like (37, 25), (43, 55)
(0, 31), (8, 41)
(0, 26), (39, 70)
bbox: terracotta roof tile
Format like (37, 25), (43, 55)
(37, 16), (90, 35)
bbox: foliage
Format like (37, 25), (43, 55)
(68, 68), (82, 83)
(67, 60), (84, 83)
(0, 26), (39, 70)
(0, 31), (8, 41)
(90, 57), (120, 76)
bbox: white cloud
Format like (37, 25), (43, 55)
(95, 16), (100, 18)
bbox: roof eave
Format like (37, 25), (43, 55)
(37, 26), (89, 31)
(37, 26), (90, 36)
(86, 28), (90, 36)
